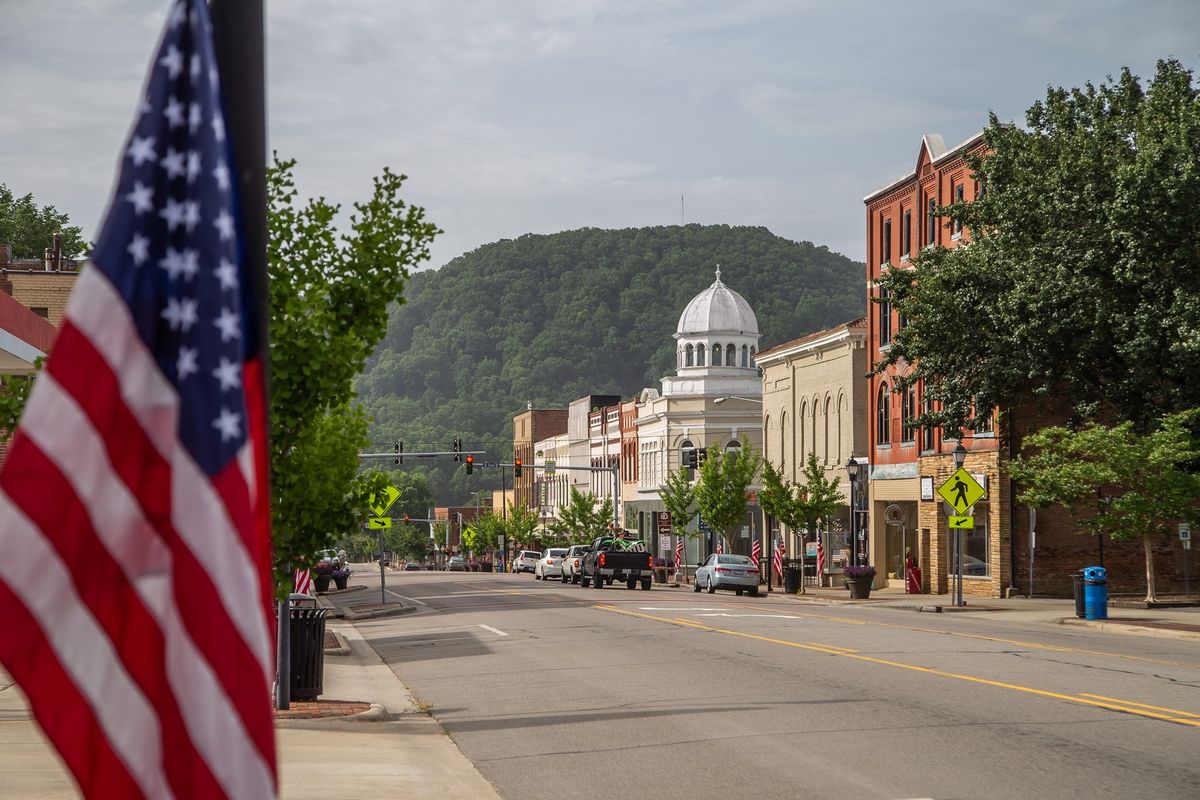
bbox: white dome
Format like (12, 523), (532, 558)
(676, 268), (759, 336)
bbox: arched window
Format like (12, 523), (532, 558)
(902, 385), (917, 443)
(763, 416), (771, 461)
(823, 396), (831, 463)
(679, 438), (694, 470)
(750, 346), (756, 363)
(726, 439), (741, 451)
(741, 344), (749, 367)
(712, 343), (722, 366)
(837, 393), (846, 462)
(696, 344), (705, 367)
(810, 399), (818, 459)
(727, 344), (736, 366)
(799, 401), (807, 459)
(877, 383), (891, 445)
(685, 344), (694, 367)
(779, 411), (788, 471)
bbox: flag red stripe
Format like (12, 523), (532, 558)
(242, 358), (276, 623)
(1, 438), (223, 799)
(44, 329), (276, 777)
(0, 577), (144, 799)
(64, 274), (273, 675)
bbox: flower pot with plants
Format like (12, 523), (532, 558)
(332, 567), (350, 591)
(843, 565), (876, 599)
(654, 558), (668, 583)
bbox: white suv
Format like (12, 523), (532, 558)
(514, 550), (541, 574)
(560, 544), (590, 584)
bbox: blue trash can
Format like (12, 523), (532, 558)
(1083, 566), (1108, 620)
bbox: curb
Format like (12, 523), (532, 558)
(274, 703), (389, 729)
(1058, 617), (1200, 642)
(342, 604), (417, 621)
(324, 631), (351, 656)
(317, 583), (370, 597)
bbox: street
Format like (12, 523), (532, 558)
(326, 569), (1200, 800)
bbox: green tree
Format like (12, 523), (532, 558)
(461, 512), (502, 557)
(388, 522), (433, 563)
(875, 59), (1200, 435)
(268, 156), (438, 589)
(759, 454), (842, 592)
(1009, 412), (1200, 602)
(505, 501), (541, 549)
(554, 487), (612, 544)
(0, 183), (85, 260)
(694, 437), (761, 555)
(658, 463), (698, 573)
(0, 370), (36, 444)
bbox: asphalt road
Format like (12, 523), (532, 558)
(332, 569), (1200, 800)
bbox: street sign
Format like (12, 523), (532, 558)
(367, 517), (392, 530)
(659, 534), (671, 552)
(938, 468), (986, 514)
(656, 511), (672, 534)
(545, 459), (556, 476)
(698, 515), (711, 533)
(369, 485), (401, 517)
(1179, 523), (1191, 541)
(948, 515), (974, 529)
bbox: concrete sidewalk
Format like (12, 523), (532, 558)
(0, 622), (500, 799)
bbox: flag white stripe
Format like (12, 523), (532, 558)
(20, 374), (276, 799)
(66, 266), (273, 678)
(0, 492), (173, 800)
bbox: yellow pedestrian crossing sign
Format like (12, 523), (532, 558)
(937, 468), (986, 514)
(369, 485), (401, 517)
(367, 517), (392, 530)
(948, 516), (975, 529)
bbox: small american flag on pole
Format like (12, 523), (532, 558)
(674, 536), (683, 572)
(716, 537), (724, 555)
(0, 1), (276, 797)
(750, 537), (761, 567)
(294, 568), (314, 596)
(816, 535), (825, 581)
(773, 536), (785, 579)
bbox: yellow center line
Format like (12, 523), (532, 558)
(1079, 694), (1200, 719)
(597, 605), (1200, 728)
(726, 601), (1198, 668)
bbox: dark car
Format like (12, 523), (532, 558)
(404, 561), (422, 571)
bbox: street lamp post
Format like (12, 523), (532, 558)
(846, 456), (860, 567)
(953, 442), (967, 607)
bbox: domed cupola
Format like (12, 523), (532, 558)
(671, 267), (762, 378)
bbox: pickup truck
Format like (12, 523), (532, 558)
(559, 544), (591, 584)
(579, 536), (654, 591)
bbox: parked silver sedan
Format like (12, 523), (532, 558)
(694, 554), (761, 596)
(534, 548), (569, 580)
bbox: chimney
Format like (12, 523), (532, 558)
(51, 234), (62, 271)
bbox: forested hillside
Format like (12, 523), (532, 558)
(357, 224), (864, 503)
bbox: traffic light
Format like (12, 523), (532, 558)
(394, 440), (402, 465)
(465, 454), (474, 474)
(403, 514), (411, 523)
(453, 438), (462, 462)
(513, 457), (522, 478)
(682, 447), (697, 469)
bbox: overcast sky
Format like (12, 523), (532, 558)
(2, 0), (1197, 268)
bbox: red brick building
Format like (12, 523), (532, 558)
(513, 408), (568, 511)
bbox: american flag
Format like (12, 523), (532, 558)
(0, 2), (276, 798)
(750, 537), (761, 567)
(716, 537), (724, 555)
(674, 536), (683, 572)
(773, 535), (785, 579)
(816, 535), (825, 582)
(294, 568), (314, 597)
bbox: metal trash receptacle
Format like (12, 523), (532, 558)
(289, 606), (330, 701)
(1083, 566), (1108, 620)
(783, 560), (802, 594)
(1071, 571), (1086, 618)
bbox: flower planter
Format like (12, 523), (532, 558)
(333, 574), (349, 591)
(654, 569), (667, 584)
(845, 577), (872, 599)
(314, 575), (332, 593)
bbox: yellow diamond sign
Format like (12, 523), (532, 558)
(369, 485), (401, 517)
(937, 468), (986, 514)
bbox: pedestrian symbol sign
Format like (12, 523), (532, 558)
(948, 515), (974, 529)
(367, 517), (392, 530)
(937, 468), (985, 514)
(369, 485), (401, 517)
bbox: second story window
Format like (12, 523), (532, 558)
(882, 218), (892, 265)
(927, 197), (937, 245)
(879, 287), (892, 347)
(953, 183), (964, 237)
(901, 385), (916, 443)
(902, 210), (911, 259)
(876, 383), (891, 445)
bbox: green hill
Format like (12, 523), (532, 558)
(358, 224), (865, 504)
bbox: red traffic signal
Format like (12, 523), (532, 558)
(514, 457), (523, 478)
(465, 454), (474, 474)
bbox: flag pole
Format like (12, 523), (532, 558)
(209, 0), (280, 708)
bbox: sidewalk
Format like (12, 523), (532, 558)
(0, 621), (500, 799)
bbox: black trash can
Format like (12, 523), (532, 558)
(289, 607), (330, 701)
(1071, 571), (1086, 619)
(783, 560), (802, 594)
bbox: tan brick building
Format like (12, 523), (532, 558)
(0, 240), (79, 329)
(512, 408), (568, 510)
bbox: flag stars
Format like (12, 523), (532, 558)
(214, 210), (234, 241)
(212, 357), (242, 391)
(212, 162), (230, 192)
(159, 45), (183, 79)
(160, 248), (199, 282)
(211, 112), (225, 142)
(168, 2), (187, 29)
(214, 259), (239, 291)
(161, 148), (186, 180)
(177, 347), (199, 380)
(189, 103), (201, 133)
(126, 182), (154, 215)
(160, 198), (186, 231)
(214, 308), (241, 342)
(164, 96), (185, 128)
(183, 201), (201, 233)
(186, 151), (202, 183)
(190, 53), (202, 82)
(127, 234), (150, 266)
(162, 297), (199, 333)
(212, 408), (242, 442)
(127, 136), (157, 167)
